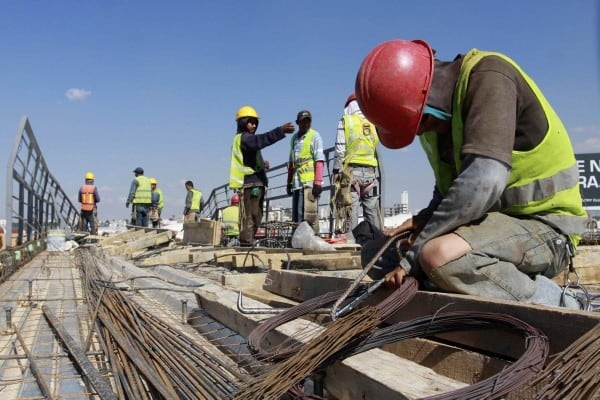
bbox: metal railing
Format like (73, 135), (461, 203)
(5, 117), (79, 246)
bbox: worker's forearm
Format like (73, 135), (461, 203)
(401, 156), (509, 273)
(242, 127), (286, 150)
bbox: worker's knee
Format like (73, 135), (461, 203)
(419, 233), (471, 275)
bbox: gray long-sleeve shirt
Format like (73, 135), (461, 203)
(400, 155), (509, 274)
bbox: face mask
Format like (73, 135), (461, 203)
(423, 105), (452, 121)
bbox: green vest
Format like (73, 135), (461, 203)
(222, 205), (240, 236)
(419, 49), (586, 242)
(154, 188), (164, 210)
(133, 176), (152, 204)
(290, 129), (317, 184)
(343, 114), (379, 167)
(229, 133), (262, 189)
(190, 189), (202, 211)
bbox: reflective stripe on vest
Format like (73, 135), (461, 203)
(222, 205), (240, 236)
(133, 176), (152, 204)
(81, 184), (95, 211)
(419, 49), (586, 239)
(190, 189), (202, 211)
(291, 129), (316, 184)
(229, 133), (260, 189)
(343, 114), (379, 167)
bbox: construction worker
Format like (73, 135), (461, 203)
(126, 167), (152, 227)
(355, 39), (587, 308)
(183, 181), (202, 223)
(333, 93), (381, 234)
(229, 105), (295, 246)
(78, 172), (100, 234)
(150, 178), (164, 228)
(221, 194), (240, 246)
(287, 110), (325, 235)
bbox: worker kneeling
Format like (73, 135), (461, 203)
(355, 39), (587, 309)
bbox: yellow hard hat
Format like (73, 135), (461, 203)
(149, 177), (157, 185)
(85, 172), (95, 180)
(235, 105), (259, 121)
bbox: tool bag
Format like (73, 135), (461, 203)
(334, 167), (353, 207)
(149, 207), (159, 222)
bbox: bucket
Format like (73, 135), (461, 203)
(47, 230), (66, 251)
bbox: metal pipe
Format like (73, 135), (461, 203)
(5, 307), (12, 331)
(181, 299), (188, 323)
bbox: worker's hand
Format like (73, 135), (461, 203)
(383, 217), (412, 237)
(263, 160), (270, 170)
(312, 184), (323, 198)
(286, 184), (293, 197)
(384, 214), (429, 245)
(385, 267), (407, 289)
(125, 201), (130, 208)
(281, 122), (295, 134)
(332, 170), (342, 183)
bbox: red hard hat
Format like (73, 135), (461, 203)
(355, 39), (434, 149)
(231, 194), (239, 205)
(344, 93), (357, 108)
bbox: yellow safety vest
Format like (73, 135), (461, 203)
(133, 176), (152, 204)
(419, 49), (586, 242)
(190, 189), (202, 212)
(290, 129), (317, 184)
(229, 133), (262, 189)
(343, 114), (379, 167)
(222, 205), (240, 236)
(154, 188), (164, 210)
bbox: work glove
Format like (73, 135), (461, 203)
(286, 184), (293, 197)
(125, 201), (130, 208)
(312, 184), (323, 198)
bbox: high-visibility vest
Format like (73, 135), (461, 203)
(419, 49), (587, 242)
(154, 188), (164, 210)
(190, 189), (202, 212)
(221, 205), (240, 236)
(80, 184), (96, 211)
(343, 114), (378, 167)
(133, 176), (152, 204)
(229, 133), (262, 189)
(290, 129), (317, 184)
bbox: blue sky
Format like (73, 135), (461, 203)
(1, 0), (598, 221)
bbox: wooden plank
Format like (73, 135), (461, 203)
(553, 245), (600, 285)
(213, 249), (240, 263)
(241, 287), (298, 309)
(382, 337), (508, 384)
(221, 272), (268, 291)
(232, 251), (268, 268)
(101, 228), (145, 246)
(182, 220), (221, 245)
(263, 269), (361, 302)
(387, 290), (600, 357)
(285, 253), (361, 270)
(265, 252), (303, 270)
(189, 248), (222, 264)
(264, 269), (600, 357)
(193, 283), (465, 400)
(138, 248), (192, 266)
(106, 231), (172, 256)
